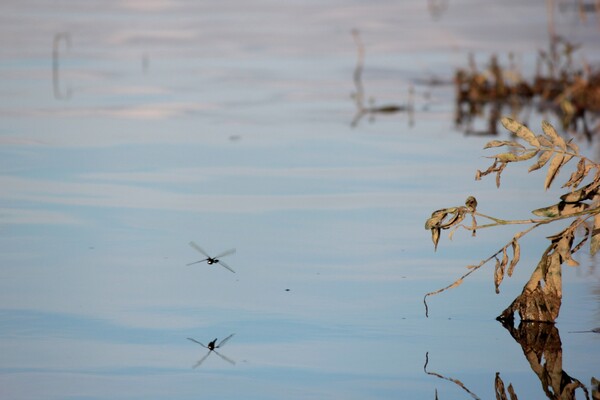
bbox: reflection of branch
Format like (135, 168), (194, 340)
(499, 320), (591, 399)
(495, 372), (519, 400)
(350, 29), (414, 127)
(52, 32), (72, 100)
(424, 352), (481, 400)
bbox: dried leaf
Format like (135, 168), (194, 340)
(528, 150), (553, 172)
(448, 227), (458, 241)
(465, 196), (478, 211)
(494, 256), (504, 294)
(542, 120), (567, 150)
(562, 158), (587, 189)
(560, 180), (600, 203)
(537, 135), (553, 148)
(544, 154), (565, 190)
(508, 240), (520, 277)
(566, 257), (580, 267)
(532, 201), (588, 217)
(567, 140), (580, 155)
(449, 278), (463, 289)
(501, 117), (540, 147)
(516, 150), (538, 161)
(495, 162), (507, 188)
(492, 153), (519, 163)
(591, 214), (600, 256)
(571, 225), (589, 255)
(484, 140), (525, 149)
(431, 228), (440, 251)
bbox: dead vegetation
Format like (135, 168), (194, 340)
(426, 321), (596, 399)
(425, 117), (600, 323)
(454, 36), (600, 139)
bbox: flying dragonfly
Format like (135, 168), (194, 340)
(187, 241), (236, 273)
(187, 334), (236, 367)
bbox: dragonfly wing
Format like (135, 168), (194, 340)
(214, 248), (236, 259)
(217, 260), (235, 273)
(214, 350), (236, 365)
(189, 242), (211, 258)
(187, 338), (208, 348)
(216, 333), (235, 348)
(192, 351), (212, 368)
(186, 259), (208, 266)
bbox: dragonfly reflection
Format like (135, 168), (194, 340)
(187, 334), (236, 367)
(187, 241), (236, 273)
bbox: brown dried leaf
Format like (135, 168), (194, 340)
(562, 158), (587, 189)
(425, 211), (445, 230)
(484, 140), (525, 149)
(561, 180), (600, 203)
(528, 150), (553, 172)
(449, 278), (463, 290)
(542, 120), (567, 150)
(431, 228), (440, 251)
(494, 256), (504, 294)
(492, 153), (519, 163)
(537, 135), (553, 148)
(571, 225), (589, 255)
(566, 257), (580, 267)
(567, 140), (580, 155)
(544, 154), (565, 190)
(495, 162), (507, 188)
(531, 201), (588, 217)
(516, 150), (538, 161)
(591, 214), (600, 256)
(501, 117), (540, 147)
(508, 240), (520, 277)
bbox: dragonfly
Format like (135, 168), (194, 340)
(187, 334), (236, 367)
(187, 241), (236, 273)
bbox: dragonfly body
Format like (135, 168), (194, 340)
(187, 241), (236, 273)
(187, 334), (236, 367)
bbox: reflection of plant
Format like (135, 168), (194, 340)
(425, 117), (600, 323)
(350, 29), (414, 127)
(426, 322), (596, 399)
(497, 321), (592, 399)
(454, 36), (600, 138)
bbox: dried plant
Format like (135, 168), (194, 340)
(425, 116), (600, 322)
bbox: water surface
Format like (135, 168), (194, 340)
(1, 1), (599, 399)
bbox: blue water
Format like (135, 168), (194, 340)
(1, 1), (599, 399)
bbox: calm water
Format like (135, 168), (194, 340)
(1, 1), (599, 399)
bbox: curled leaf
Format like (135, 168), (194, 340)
(507, 240), (520, 277)
(494, 257), (504, 294)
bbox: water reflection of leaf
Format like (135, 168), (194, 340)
(495, 373), (518, 400)
(499, 320), (592, 400)
(427, 322), (597, 399)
